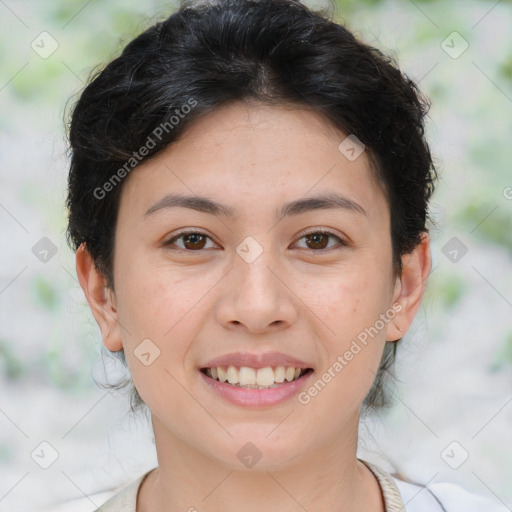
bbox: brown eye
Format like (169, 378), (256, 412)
(295, 230), (345, 251)
(181, 233), (207, 250)
(305, 232), (329, 250)
(165, 231), (216, 251)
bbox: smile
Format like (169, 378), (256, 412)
(201, 365), (313, 389)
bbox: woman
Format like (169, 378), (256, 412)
(65, 0), (506, 510)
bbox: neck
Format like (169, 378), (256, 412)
(137, 415), (385, 512)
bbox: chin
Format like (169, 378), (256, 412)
(205, 434), (307, 472)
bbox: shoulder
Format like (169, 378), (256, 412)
(88, 475), (142, 512)
(393, 477), (509, 512)
(35, 471), (151, 512)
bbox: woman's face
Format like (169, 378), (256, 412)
(90, 101), (414, 470)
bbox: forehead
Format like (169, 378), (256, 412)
(118, 101), (388, 224)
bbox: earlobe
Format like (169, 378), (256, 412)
(386, 232), (432, 342)
(75, 242), (123, 352)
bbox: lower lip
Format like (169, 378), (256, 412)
(199, 370), (314, 407)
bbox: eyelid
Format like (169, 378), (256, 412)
(163, 227), (348, 252)
(164, 228), (219, 249)
(293, 228), (347, 250)
(298, 227), (347, 242)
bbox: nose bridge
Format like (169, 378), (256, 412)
(234, 239), (282, 303)
(216, 235), (298, 331)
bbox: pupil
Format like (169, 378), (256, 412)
(185, 233), (205, 249)
(308, 233), (327, 249)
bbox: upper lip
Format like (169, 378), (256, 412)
(200, 352), (313, 370)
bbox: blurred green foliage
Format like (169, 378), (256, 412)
(492, 330), (512, 370)
(0, 339), (24, 380)
(0, 442), (14, 464)
(500, 52), (512, 82)
(435, 273), (468, 309)
(457, 203), (512, 251)
(32, 275), (60, 311)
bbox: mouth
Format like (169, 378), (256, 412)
(200, 365), (314, 389)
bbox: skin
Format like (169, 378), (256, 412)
(76, 101), (431, 512)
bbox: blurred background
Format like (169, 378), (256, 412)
(1, 0), (511, 510)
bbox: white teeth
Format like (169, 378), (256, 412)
(274, 366), (285, 383)
(256, 367), (274, 386)
(239, 367), (256, 386)
(227, 365), (238, 384)
(285, 367), (296, 382)
(204, 365), (308, 388)
(217, 366), (228, 382)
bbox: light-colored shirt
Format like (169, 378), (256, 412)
(48, 459), (509, 511)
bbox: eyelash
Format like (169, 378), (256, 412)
(163, 229), (347, 253)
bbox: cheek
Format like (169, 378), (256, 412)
(117, 273), (197, 415)
(309, 265), (392, 387)
(318, 264), (392, 327)
(114, 265), (193, 377)
(116, 258), (191, 336)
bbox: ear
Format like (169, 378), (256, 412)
(387, 232), (432, 342)
(75, 242), (123, 351)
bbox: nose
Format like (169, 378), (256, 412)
(215, 250), (299, 334)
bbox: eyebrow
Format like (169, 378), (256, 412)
(143, 192), (366, 220)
